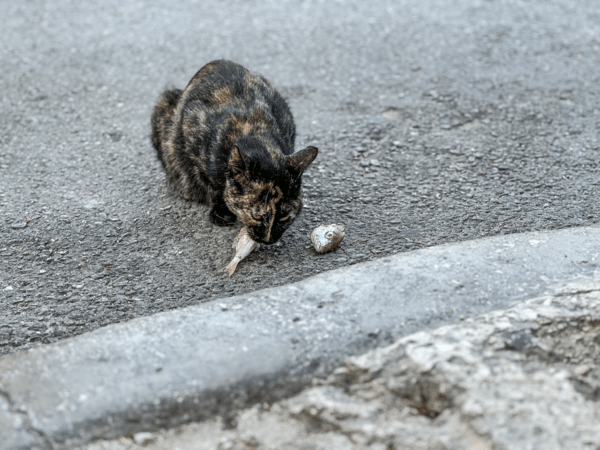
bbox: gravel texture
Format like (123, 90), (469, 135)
(1, 0), (600, 354)
(78, 277), (600, 450)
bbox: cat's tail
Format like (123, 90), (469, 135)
(151, 87), (183, 168)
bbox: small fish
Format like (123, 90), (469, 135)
(221, 227), (260, 276)
(310, 224), (345, 253)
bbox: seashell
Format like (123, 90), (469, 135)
(310, 224), (345, 253)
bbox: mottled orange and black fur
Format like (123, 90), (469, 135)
(151, 60), (318, 245)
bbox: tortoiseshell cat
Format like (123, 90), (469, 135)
(151, 59), (318, 245)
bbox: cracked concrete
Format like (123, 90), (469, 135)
(0, 390), (47, 450)
(81, 278), (600, 450)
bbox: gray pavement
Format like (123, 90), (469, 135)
(1, 226), (599, 449)
(2, 0), (600, 354)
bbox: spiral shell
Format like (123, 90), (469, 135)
(310, 224), (345, 253)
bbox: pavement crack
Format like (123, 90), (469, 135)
(554, 288), (600, 298)
(0, 388), (54, 450)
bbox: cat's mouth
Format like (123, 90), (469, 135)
(246, 230), (279, 246)
(250, 236), (278, 246)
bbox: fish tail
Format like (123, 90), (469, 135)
(221, 259), (240, 277)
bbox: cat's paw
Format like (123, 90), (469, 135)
(209, 207), (237, 226)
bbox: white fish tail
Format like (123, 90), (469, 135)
(221, 258), (241, 277)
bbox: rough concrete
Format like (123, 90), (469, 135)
(0, 226), (599, 449)
(80, 277), (600, 450)
(2, 0), (600, 355)
(0, 396), (47, 450)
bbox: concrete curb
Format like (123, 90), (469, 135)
(1, 226), (599, 449)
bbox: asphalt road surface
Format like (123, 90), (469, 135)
(1, 0), (599, 355)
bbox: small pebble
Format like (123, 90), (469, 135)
(132, 432), (155, 446)
(574, 365), (591, 377)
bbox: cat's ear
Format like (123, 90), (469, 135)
(228, 145), (250, 179)
(288, 146), (318, 177)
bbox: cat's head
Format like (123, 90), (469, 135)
(224, 144), (318, 245)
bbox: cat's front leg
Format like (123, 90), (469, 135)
(209, 197), (238, 226)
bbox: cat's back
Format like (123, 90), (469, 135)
(177, 60), (295, 154)
(180, 60), (276, 114)
(183, 60), (249, 106)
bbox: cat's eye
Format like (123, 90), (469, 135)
(251, 206), (264, 221)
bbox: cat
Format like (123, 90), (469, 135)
(151, 59), (318, 245)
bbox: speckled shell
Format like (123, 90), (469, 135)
(310, 224), (345, 253)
